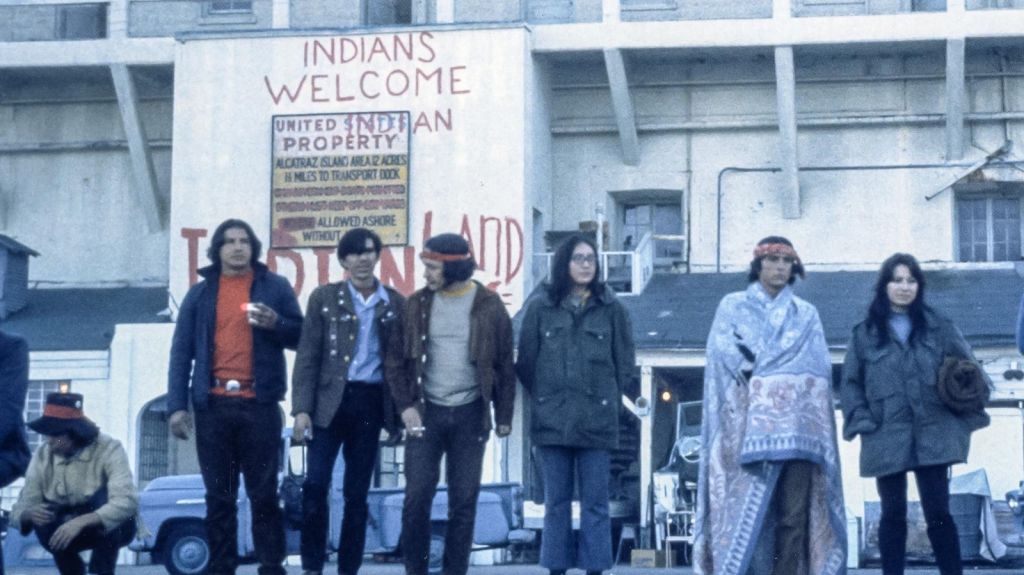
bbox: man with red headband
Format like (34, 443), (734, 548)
(694, 236), (846, 575)
(391, 233), (516, 575)
(11, 393), (138, 575)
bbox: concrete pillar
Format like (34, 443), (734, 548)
(110, 64), (164, 232)
(272, 0), (290, 29)
(773, 0), (792, 19)
(604, 48), (640, 166)
(639, 365), (654, 535)
(107, 0), (128, 38)
(946, 37), (967, 161)
(603, 0), (620, 22)
(774, 46), (801, 218)
(436, 0), (455, 23)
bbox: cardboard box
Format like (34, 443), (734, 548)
(630, 549), (669, 568)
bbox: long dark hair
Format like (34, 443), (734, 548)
(866, 253), (931, 348)
(547, 235), (604, 304)
(207, 219), (262, 269)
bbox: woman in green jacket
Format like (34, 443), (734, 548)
(516, 235), (636, 575)
(841, 253), (990, 575)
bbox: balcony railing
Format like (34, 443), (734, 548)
(532, 232), (655, 296)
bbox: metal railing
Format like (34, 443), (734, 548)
(532, 231), (655, 296)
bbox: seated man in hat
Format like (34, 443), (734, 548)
(10, 393), (138, 575)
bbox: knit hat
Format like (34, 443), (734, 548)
(27, 393), (99, 441)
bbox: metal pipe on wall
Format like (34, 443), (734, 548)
(714, 159), (1024, 272)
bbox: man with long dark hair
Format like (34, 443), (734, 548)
(167, 218), (303, 575)
(694, 236), (846, 575)
(291, 228), (405, 575)
(391, 233), (515, 575)
(11, 393), (137, 575)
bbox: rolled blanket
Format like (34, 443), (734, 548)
(937, 357), (990, 415)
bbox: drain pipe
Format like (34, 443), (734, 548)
(715, 159), (1024, 273)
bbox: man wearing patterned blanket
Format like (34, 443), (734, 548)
(694, 236), (846, 575)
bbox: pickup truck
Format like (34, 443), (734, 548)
(130, 431), (533, 575)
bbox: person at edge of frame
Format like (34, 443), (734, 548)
(10, 392), (138, 575)
(0, 328), (31, 575)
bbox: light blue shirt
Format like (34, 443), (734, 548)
(347, 281), (389, 383)
(889, 312), (912, 345)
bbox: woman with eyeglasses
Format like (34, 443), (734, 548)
(516, 235), (637, 575)
(841, 253), (991, 575)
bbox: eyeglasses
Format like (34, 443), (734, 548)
(571, 254), (597, 265)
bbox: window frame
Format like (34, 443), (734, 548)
(206, 1), (254, 15)
(619, 199), (685, 265)
(953, 187), (1024, 263)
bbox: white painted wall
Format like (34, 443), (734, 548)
(169, 27), (531, 313)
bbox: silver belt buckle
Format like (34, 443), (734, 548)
(225, 379), (241, 392)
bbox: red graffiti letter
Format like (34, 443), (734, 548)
(267, 249), (304, 296)
(314, 247), (335, 286)
(479, 216), (502, 277)
(505, 217), (523, 284)
(181, 228), (208, 287)
(459, 215), (476, 261)
(422, 210), (433, 246)
(380, 246), (415, 296)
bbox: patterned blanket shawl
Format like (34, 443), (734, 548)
(693, 283), (846, 575)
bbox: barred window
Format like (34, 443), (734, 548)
(955, 194), (1023, 262)
(208, 1), (253, 14)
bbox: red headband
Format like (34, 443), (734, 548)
(753, 243), (800, 262)
(420, 248), (471, 262)
(43, 404), (85, 420)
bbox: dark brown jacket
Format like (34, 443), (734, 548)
(291, 281), (405, 434)
(392, 281), (516, 431)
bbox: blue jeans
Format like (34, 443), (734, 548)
(537, 446), (612, 572)
(300, 383), (383, 575)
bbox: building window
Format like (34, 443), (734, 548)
(366, 0), (412, 25)
(56, 4), (107, 40)
(622, 203), (684, 262)
(956, 194), (1022, 262)
(208, 1), (253, 13)
(137, 407), (169, 483)
(24, 381), (69, 453)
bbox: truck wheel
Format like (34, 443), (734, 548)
(427, 532), (445, 575)
(163, 523), (209, 575)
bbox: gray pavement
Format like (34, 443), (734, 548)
(4, 564), (1022, 575)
